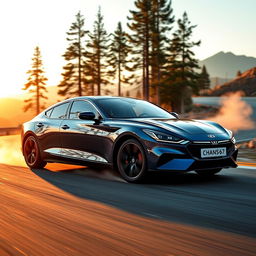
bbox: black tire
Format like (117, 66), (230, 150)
(117, 139), (147, 183)
(23, 135), (47, 169)
(196, 168), (222, 177)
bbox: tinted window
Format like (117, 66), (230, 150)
(96, 98), (174, 119)
(50, 103), (69, 119)
(45, 108), (53, 117)
(69, 100), (97, 119)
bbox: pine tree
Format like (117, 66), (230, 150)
(108, 22), (133, 96)
(150, 0), (174, 104)
(58, 12), (88, 97)
(198, 65), (210, 92)
(127, 0), (174, 102)
(87, 7), (111, 95)
(23, 46), (48, 115)
(162, 12), (200, 113)
(127, 0), (151, 101)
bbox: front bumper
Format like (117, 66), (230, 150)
(145, 140), (238, 172)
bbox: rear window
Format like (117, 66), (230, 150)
(50, 103), (69, 119)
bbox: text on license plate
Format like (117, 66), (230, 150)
(200, 147), (226, 158)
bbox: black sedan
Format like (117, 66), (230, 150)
(22, 96), (238, 182)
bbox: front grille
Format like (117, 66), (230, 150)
(187, 141), (235, 159)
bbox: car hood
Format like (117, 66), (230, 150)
(116, 118), (231, 141)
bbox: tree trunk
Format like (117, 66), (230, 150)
(78, 26), (82, 96)
(118, 55), (121, 96)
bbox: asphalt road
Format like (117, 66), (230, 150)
(1, 163), (256, 256)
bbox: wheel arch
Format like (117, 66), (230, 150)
(112, 132), (147, 169)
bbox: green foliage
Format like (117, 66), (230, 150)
(54, 5), (202, 108)
(127, 0), (174, 102)
(23, 46), (48, 114)
(108, 22), (133, 96)
(127, 0), (151, 100)
(58, 12), (89, 97)
(87, 7), (111, 95)
(150, 0), (174, 104)
(198, 65), (210, 92)
(161, 12), (200, 112)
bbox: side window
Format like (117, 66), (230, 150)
(50, 103), (69, 119)
(69, 101), (97, 119)
(45, 108), (53, 118)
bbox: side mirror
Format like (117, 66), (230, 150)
(170, 112), (179, 119)
(79, 112), (95, 120)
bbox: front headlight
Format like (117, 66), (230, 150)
(143, 129), (189, 144)
(231, 136), (236, 144)
(225, 129), (236, 144)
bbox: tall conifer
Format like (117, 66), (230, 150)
(23, 46), (48, 115)
(127, 0), (151, 100)
(58, 12), (88, 97)
(162, 12), (200, 112)
(108, 22), (132, 96)
(150, 0), (174, 104)
(87, 8), (111, 95)
(198, 65), (210, 92)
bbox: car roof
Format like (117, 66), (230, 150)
(43, 96), (141, 113)
(66, 96), (140, 102)
(71, 96), (132, 100)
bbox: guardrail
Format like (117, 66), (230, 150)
(0, 127), (21, 136)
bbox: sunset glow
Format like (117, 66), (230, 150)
(0, 0), (255, 98)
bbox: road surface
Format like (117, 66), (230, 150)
(1, 163), (256, 256)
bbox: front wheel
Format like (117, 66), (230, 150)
(23, 135), (47, 169)
(196, 168), (222, 177)
(117, 139), (147, 183)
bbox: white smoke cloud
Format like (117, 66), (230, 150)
(210, 92), (255, 132)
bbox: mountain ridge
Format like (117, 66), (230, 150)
(199, 51), (256, 78)
(208, 67), (256, 96)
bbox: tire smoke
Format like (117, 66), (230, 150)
(210, 92), (255, 132)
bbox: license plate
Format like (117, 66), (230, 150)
(200, 147), (226, 158)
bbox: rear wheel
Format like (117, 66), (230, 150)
(117, 139), (147, 183)
(23, 135), (47, 169)
(196, 168), (222, 177)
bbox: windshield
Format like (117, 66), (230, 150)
(95, 98), (175, 119)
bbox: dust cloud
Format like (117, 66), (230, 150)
(0, 135), (124, 181)
(210, 92), (255, 132)
(0, 135), (26, 166)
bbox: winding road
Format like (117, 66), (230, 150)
(1, 163), (256, 256)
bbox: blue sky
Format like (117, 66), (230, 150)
(0, 0), (255, 97)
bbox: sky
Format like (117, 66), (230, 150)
(0, 0), (255, 98)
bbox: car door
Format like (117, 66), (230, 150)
(36, 102), (70, 157)
(59, 100), (112, 164)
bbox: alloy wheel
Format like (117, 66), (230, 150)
(117, 139), (147, 182)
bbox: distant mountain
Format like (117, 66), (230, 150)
(199, 51), (256, 78)
(208, 67), (256, 96)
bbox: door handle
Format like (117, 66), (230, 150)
(61, 124), (70, 130)
(36, 123), (44, 128)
